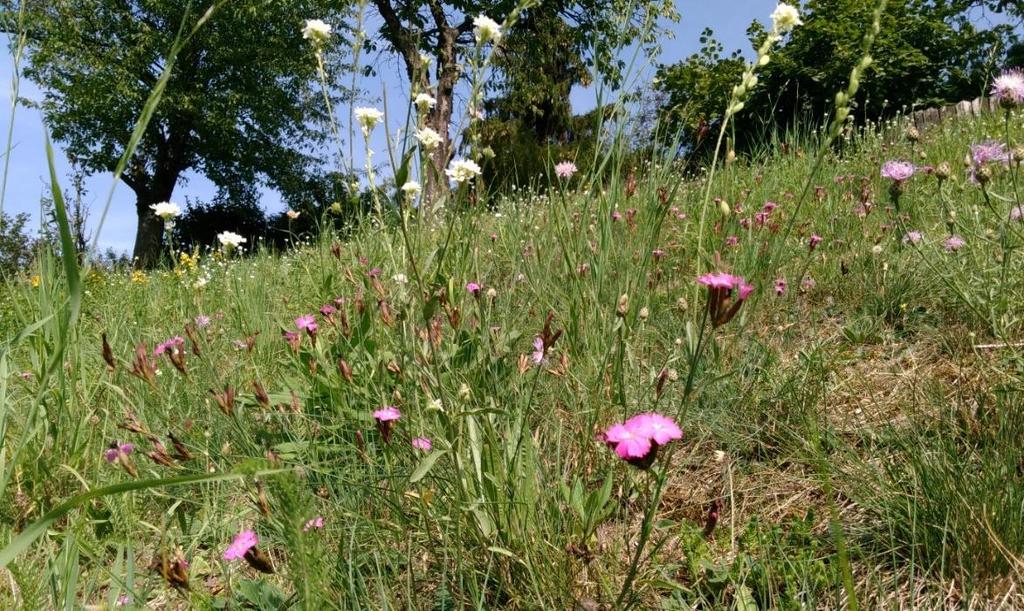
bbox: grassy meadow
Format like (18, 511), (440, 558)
(1, 100), (1023, 609)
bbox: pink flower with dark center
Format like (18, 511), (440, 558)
(652, 248), (665, 260)
(881, 160), (916, 182)
(774, 278), (786, 295)
(295, 315), (317, 335)
(19, 371), (31, 380)
(761, 201), (778, 214)
(303, 517), (325, 532)
(944, 235), (965, 252)
(319, 304), (336, 318)
(554, 161), (578, 179)
(282, 331), (300, 351)
(368, 268), (382, 278)
(223, 529), (258, 561)
(809, 234), (823, 251)
(412, 437), (432, 451)
(465, 282), (481, 296)
(611, 211), (622, 222)
(725, 235), (739, 247)
(991, 68), (1024, 107)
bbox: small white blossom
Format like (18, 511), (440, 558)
(286, 210), (301, 220)
(473, 15), (502, 45)
(401, 180), (421, 198)
(415, 126), (443, 150)
(150, 202), (181, 220)
(770, 3), (802, 34)
(445, 158), (481, 183)
(218, 231), (247, 249)
(354, 107), (385, 136)
(302, 19), (332, 45)
(414, 93), (436, 112)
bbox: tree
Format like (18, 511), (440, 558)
(0, 211), (34, 277)
(366, 0), (676, 205)
(655, 0), (1019, 155)
(12, 0), (352, 266)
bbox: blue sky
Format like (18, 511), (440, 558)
(0, 0), (1010, 252)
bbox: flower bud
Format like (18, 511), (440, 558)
(935, 161), (951, 181)
(616, 293), (629, 317)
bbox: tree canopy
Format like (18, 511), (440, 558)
(10, 0), (352, 265)
(655, 0), (1020, 156)
(366, 0), (676, 204)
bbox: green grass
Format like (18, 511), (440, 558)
(2, 97), (1024, 609)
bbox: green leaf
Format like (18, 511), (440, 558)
(409, 449), (446, 483)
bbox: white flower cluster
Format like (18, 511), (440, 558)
(150, 202), (181, 221)
(302, 19), (332, 45)
(445, 159), (481, 183)
(770, 3), (802, 35)
(354, 107), (385, 136)
(415, 126), (443, 150)
(473, 15), (501, 45)
(218, 231), (246, 249)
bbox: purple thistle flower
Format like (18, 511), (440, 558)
(991, 68), (1024, 108)
(881, 160), (916, 182)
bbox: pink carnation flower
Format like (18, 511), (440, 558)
(604, 423), (652, 460)
(625, 413), (683, 446)
(373, 406), (401, 421)
(412, 437), (432, 451)
(295, 315), (317, 334)
(223, 529), (258, 561)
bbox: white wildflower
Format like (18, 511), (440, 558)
(217, 231), (246, 249)
(445, 159), (481, 183)
(473, 15), (502, 45)
(354, 107), (385, 136)
(401, 181), (421, 198)
(414, 92), (436, 113)
(150, 202), (181, 220)
(415, 126), (443, 150)
(302, 19), (332, 45)
(770, 3), (802, 34)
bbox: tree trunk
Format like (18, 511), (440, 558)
(421, 25), (460, 214)
(131, 185), (176, 268)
